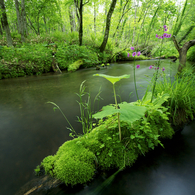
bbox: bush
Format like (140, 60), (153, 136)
(154, 68), (195, 125)
(56, 44), (99, 70)
(151, 41), (178, 58)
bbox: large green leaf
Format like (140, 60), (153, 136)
(93, 74), (130, 85)
(93, 104), (117, 118)
(93, 102), (146, 124)
(153, 93), (170, 107)
(119, 102), (147, 124)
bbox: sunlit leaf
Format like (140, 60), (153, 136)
(119, 102), (147, 124)
(92, 104), (117, 119)
(93, 74), (130, 85)
(93, 102), (147, 124)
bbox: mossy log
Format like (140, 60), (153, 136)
(68, 59), (83, 72)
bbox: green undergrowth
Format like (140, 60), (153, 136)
(35, 92), (175, 186)
(151, 41), (179, 58)
(117, 50), (150, 61)
(154, 67), (195, 126)
(0, 32), (117, 79)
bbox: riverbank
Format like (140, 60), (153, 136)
(0, 43), (150, 79)
(0, 33), (186, 80)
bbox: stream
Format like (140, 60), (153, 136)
(1, 59), (195, 195)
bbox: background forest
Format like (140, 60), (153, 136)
(0, 0), (194, 78)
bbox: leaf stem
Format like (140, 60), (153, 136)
(113, 84), (121, 141)
(134, 57), (139, 101)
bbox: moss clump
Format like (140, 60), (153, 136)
(68, 59), (83, 72)
(41, 139), (96, 186)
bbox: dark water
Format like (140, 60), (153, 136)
(0, 59), (193, 195)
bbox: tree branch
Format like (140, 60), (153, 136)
(184, 39), (195, 50)
(83, 0), (89, 6)
(172, 35), (181, 52)
(179, 26), (195, 44)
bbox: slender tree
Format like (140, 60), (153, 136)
(15, 0), (28, 42)
(69, 4), (76, 32)
(0, 23), (3, 35)
(0, 0), (13, 47)
(99, 0), (117, 52)
(112, 0), (132, 39)
(74, 0), (89, 46)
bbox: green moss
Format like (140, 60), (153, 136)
(68, 59), (83, 72)
(37, 94), (176, 186)
(41, 155), (56, 177)
(41, 139), (96, 185)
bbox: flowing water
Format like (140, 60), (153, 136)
(0, 60), (194, 195)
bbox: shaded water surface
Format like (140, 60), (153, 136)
(0, 60), (193, 195)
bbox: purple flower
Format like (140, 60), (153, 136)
(156, 34), (159, 38)
(169, 34), (172, 38)
(149, 65), (153, 69)
(136, 65), (140, 69)
(164, 28), (167, 32)
(137, 51), (141, 56)
(163, 33), (167, 37)
(130, 47), (135, 50)
(163, 25), (167, 28)
(162, 67), (165, 71)
(127, 53), (130, 57)
(157, 67), (159, 69)
(132, 52), (136, 57)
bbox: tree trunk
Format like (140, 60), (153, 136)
(99, 0), (117, 52)
(94, 1), (96, 35)
(0, 23), (3, 35)
(15, 0), (27, 42)
(132, 0), (138, 45)
(43, 15), (47, 33)
(102, 1), (108, 35)
(69, 5), (76, 32)
(15, 0), (21, 33)
(135, 5), (150, 46)
(78, 0), (83, 46)
(172, 35), (195, 72)
(0, 0), (13, 47)
(113, 0), (131, 39)
(74, 0), (89, 46)
(74, 0), (80, 31)
(119, 17), (127, 39)
(21, 0), (28, 37)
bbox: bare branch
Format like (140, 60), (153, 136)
(83, 0), (89, 6)
(172, 35), (181, 52)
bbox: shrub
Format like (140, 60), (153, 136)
(154, 68), (195, 125)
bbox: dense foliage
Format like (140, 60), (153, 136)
(0, 0), (194, 79)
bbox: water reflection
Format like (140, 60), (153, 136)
(1, 59), (193, 195)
